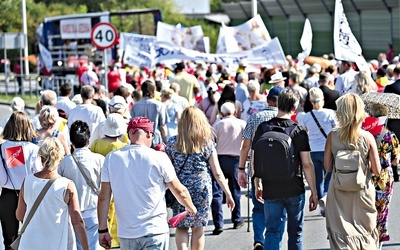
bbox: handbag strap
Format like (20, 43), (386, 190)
(72, 154), (100, 196)
(310, 110), (328, 138)
(176, 155), (190, 178)
(19, 176), (59, 235)
(0, 144), (18, 194)
(376, 127), (387, 146)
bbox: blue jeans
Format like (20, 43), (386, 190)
(311, 152), (332, 200)
(119, 233), (169, 250)
(211, 175), (224, 229)
(77, 215), (100, 250)
(264, 193), (305, 250)
(251, 180), (265, 246)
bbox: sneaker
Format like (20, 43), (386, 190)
(233, 221), (244, 229)
(212, 228), (223, 235)
(254, 243), (263, 250)
(319, 198), (326, 217)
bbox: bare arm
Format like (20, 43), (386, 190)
(166, 178), (197, 216)
(16, 181), (26, 221)
(209, 104), (218, 125)
(66, 181), (89, 250)
(209, 150), (235, 211)
(366, 133), (381, 175)
(238, 138), (251, 188)
(235, 101), (242, 119)
(254, 177), (263, 204)
(58, 133), (70, 155)
(300, 151), (318, 211)
(97, 182), (112, 250)
(324, 132), (334, 172)
(160, 124), (168, 143)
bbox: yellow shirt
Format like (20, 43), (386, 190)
(171, 72), (199, 105)
(90, 138), (126, 157)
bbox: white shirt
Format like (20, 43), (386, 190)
(335, 69), (357, 96)
(56, 96), (76, 117)
(0, 140), (42, 190)
(301, 109), (337, 152)
(67, 104), (106, 133)
(101, 144), (176, 238)
(58, 147), (104, 217)
(213, 116), (246, 156)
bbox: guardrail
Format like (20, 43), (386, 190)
(0, 74), (79, 98)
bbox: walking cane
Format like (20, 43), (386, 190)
(246, 161), (251, 232)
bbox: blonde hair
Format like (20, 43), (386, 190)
(162, 89), (174, 100)
(39, 137), (65, 171)
(309, 87), (324, 110)
(336, 93), (367, 146)
(175, 106), (212, 154)
(354, 71), (376, 94)
(39, 106), (59, 129)
(3, 112), (37, 141)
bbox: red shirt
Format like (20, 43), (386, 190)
(76, 65), (88, 81)
(107, 70), (121, 93)
(13, 64), (21, 75)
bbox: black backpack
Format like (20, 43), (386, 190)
(253, 124), (298, 182)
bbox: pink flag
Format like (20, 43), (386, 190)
(168, 211), (188, 228)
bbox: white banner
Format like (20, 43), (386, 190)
(152, 37), (287, 66)
(216, 15), (271, 53)
(119, 33), (156, 53)
(60, 18), (91, 39)
(334, 0), (369, 72)
(123, 44), (152, 69)
(297, 18), (313, 65)
(38, 43), (53, 72)
(156, 22), (206, 52)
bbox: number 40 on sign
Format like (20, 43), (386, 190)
(90, 22), (118, 50)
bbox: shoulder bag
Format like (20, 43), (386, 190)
(72, 154), (100, 196)
(10, 176), (59, 250)
(165, 155), (189, 207)
(310, 110), (328, 138)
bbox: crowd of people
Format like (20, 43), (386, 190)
(0, 48), (399, 250)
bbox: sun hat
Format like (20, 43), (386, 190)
(103, 113), (128, 137)
(269, 71), (287, 84)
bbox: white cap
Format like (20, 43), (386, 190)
(109, 95), (127, 110)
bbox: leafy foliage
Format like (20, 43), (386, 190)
(1, 0), (222, 54)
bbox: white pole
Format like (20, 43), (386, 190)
(103, 50), (108, 92)
(22, 0), (29, 76)
(251, 0), (258, 17)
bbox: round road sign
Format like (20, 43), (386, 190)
(90, 22), (118, 50)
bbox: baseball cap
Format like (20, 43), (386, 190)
(127, 117), (154, 134)
(267, 86), (284, 102)
(109, 95), (127, 111)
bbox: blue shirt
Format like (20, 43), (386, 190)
(235, 83), (249, 105)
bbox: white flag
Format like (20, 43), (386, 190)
(334, 0), (369, 72)
(38, 43), (53, 72)
(297, 18), (312, 65)
(152, 37), (287, 67)
(123, 43), (153, 69)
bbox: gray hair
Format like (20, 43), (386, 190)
(80, 86), (95, 100)
(40, 90), (57, 106)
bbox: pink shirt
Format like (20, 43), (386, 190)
(213, 116), (246, 156)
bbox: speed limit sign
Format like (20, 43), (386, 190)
(91, 22), (118, 50)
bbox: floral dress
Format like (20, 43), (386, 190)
(166, 136), (214, 228)
(372, 131), (399, 242)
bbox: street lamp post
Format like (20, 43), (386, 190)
(22, 0), (29, 76)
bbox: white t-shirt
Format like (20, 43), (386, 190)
(67, 104), (106, 133)
(101, 144), (176, 238)
(301, 109), (337, 152)
(56, 96), (76, 117)
(0, 140), (42, 190)
(58, 147), (104, 217)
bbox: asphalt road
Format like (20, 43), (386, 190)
(0, 103), (400, 249)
